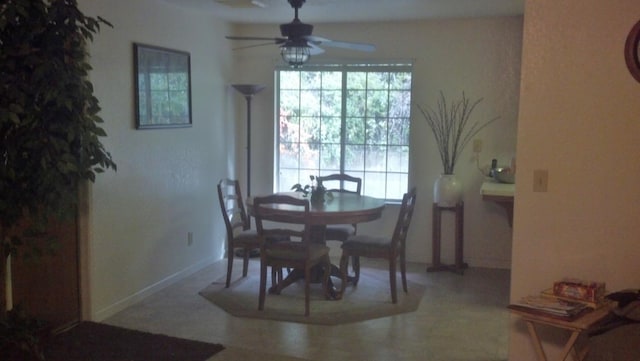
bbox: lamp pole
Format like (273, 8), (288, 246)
(231, 84), (265, 197)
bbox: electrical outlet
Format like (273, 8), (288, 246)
(187, 231), (193, 246)
(533, 170), (548, 192)
(472, 139), (483, 153)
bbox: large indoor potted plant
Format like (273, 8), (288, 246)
(417, 91), (498, 206)
(1, 0), (116, 357)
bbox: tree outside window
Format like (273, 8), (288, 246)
(276, 64), (412, 201)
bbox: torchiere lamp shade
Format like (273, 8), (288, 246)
(232, 84), (265, 197)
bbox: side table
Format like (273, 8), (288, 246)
(426, 202), (468, 274)
(509, 305), (613, 361)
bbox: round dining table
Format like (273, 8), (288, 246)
(248, 191), (384, 222)
(246, 192), (386, 298)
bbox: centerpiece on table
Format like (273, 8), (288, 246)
(416, 91), (499, 206)
(291, 175), (328, 205)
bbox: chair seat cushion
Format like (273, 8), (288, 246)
(324, 224), (356, 241)
(234, 229), (261, 246)
(266, 243), (329, 261)
(342, 234), (392, 252)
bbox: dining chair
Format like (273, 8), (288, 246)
(316, 174), (362, 238)
(217, 178), (261, 288)
(253, 194), (332, 316)
(317, 173), (362, 271)
(318, 173), (362, 195)
(338, 187), (417, 304)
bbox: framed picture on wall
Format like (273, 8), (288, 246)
(134, 43), (192, 129)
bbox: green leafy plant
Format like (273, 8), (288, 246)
(0, 306), (48, 360)
(417, 91), (499, 174)
(0, 0), (116, 321)
(291, 175), (327, 203)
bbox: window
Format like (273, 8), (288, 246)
(276, 64), (412, 201)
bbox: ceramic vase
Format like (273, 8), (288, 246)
(433, 174), (462, 207)
(310, 189), (325, 205)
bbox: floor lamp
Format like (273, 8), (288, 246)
(232, 84), (265, 198)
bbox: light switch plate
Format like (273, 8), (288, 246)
(533, 170), (548, 192)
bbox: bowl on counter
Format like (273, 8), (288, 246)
(491, 167), (515, 184)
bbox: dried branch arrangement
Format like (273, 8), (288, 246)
(417, 92), (499, 174)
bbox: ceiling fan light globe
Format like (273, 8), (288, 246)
(280, 44), (311, 68)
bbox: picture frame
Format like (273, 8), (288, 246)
(134, 43), (192, 129)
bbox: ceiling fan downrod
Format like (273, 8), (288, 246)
(288, 0), (305, 20)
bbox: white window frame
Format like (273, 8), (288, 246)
(275, 63), (413, 202)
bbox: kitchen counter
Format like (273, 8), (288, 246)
(481, 180), (515, 198)
(481, 180), (514, 226)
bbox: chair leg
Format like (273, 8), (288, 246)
(339, 252), (350, 297)
(400, 253), (408, 293)
(389, 257), (398, 304)
(269, 267), (283, 295)
(353, 255), (361, 286)
(304, 265), (311, 316)
(258, 259), (267, 311)
(322, 256), (331, 300)
(225, 245), (234, 288)
(242, 247), (250, 277)
(270, 267), (277, 290)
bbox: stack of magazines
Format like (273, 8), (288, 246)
(508, 295), (589, 320)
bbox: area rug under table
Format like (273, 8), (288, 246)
(42, 321), (224, 361)
(199, 265), (425, 325)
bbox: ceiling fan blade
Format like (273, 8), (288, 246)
(226, 36), (287, 45)
(232, 42), (280, 51)
(307, 42), (325, 55)
(305, 36), (376, 52)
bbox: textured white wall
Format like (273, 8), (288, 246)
(76, 0), (523, 321)
(509, 0), (640, 359)
(80, 0), (235, 320)
(231, 17), (523, 268)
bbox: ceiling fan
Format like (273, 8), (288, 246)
(225, 0), (376, 68)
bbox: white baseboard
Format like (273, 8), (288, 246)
(93, 257), (217, 321)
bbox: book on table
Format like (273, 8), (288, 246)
(508, 295), (589, 320)
(540, 288), (608, 309)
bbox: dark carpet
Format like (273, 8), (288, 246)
(41, 321), (224, 361)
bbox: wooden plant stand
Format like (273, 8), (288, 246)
(426, 202), (468, 275)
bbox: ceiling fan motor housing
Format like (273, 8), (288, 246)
(288, 0), (306, 9)
(280, 21), (313, 38)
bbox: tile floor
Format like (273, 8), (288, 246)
(105, 258), (510, 361)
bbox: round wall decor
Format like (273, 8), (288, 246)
(625, 19), (640, 82)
